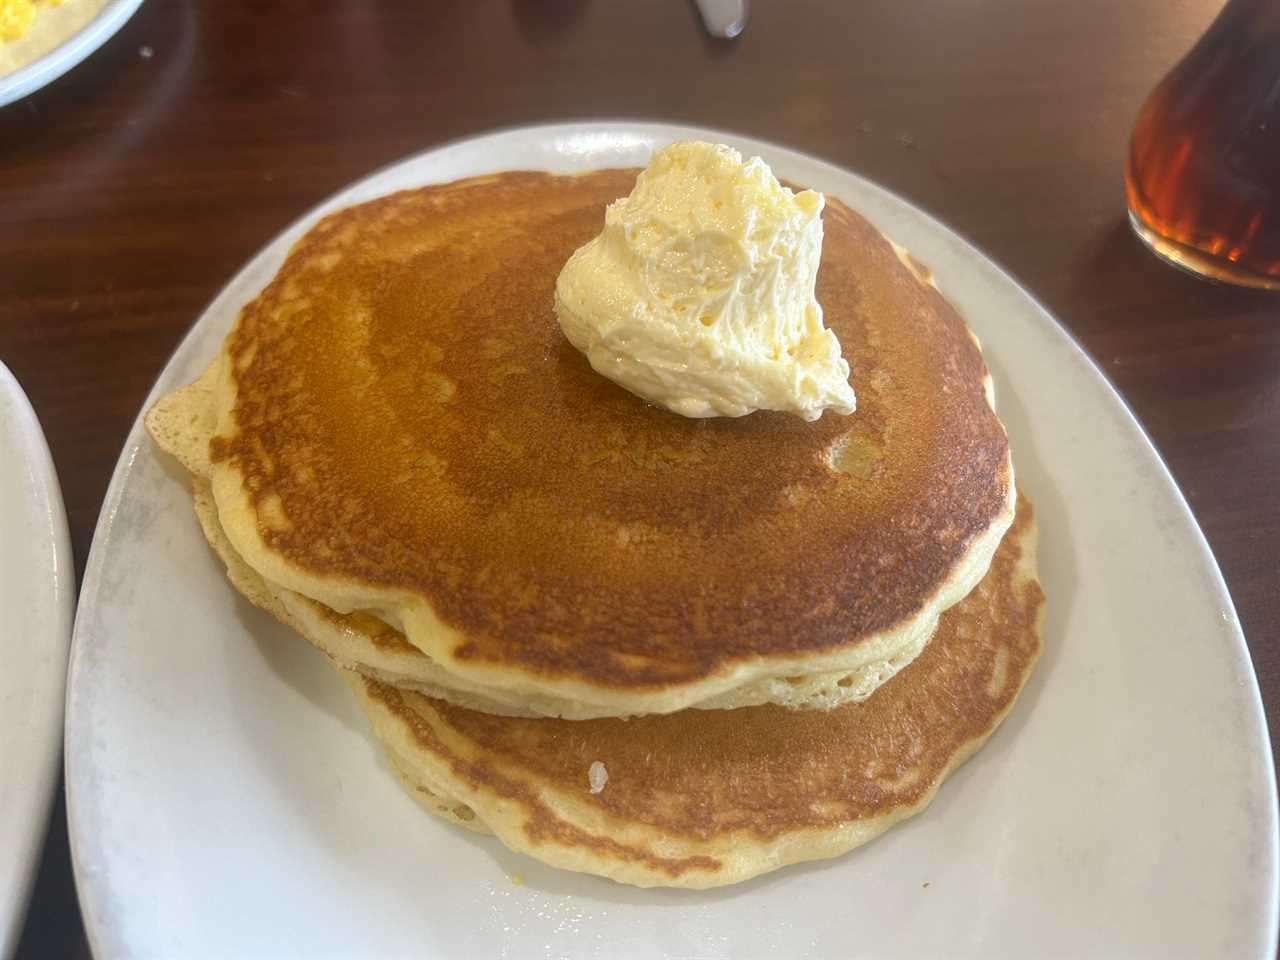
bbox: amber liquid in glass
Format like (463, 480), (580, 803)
(1125, 0), (1280, 288)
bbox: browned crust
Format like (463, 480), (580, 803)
(368, 680), (722, 878)
(211, 169), (1011, 690)
(365, 497), (1042, 879)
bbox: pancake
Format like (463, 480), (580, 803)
(150, 168), (1014, 717)
(180, 468), (930, 718)
(346, 496), (1043, 889)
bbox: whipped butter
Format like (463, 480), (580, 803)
(554, 141), (856, 421)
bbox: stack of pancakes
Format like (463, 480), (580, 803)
(147, 168), (1044, 888)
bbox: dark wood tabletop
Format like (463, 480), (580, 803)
(4, 1), (1276, 956)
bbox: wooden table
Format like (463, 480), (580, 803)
(4, 1), (1275, 955)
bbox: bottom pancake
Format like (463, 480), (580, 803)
(346, 499), (1043, 888)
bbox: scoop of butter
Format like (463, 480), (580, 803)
(554, 141), (856, 421)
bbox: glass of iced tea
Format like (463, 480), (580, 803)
(1125, 0), (1280, 290)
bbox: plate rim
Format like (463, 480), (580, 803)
(0, 0), (145, 109)
(0, 360), (74, 960)
(64, 119), (1280, 958)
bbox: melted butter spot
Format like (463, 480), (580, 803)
(827, 434), (881, 480)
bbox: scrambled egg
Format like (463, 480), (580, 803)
(0, 0), (64, 43)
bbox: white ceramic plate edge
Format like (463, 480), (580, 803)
(65, 121), (1279, 958)
(0, 0), (145, 109)
(0, 361), (73, 960)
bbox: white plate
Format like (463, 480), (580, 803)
(0, 0), (144, 109)
(0, 361), (73, 960)
(66, 122), (1279, 958)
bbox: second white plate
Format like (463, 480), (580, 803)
(0, 361), (72, 960)
(66, 122), (1278, 958)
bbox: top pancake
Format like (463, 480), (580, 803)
(198, 168), (1013, 716)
